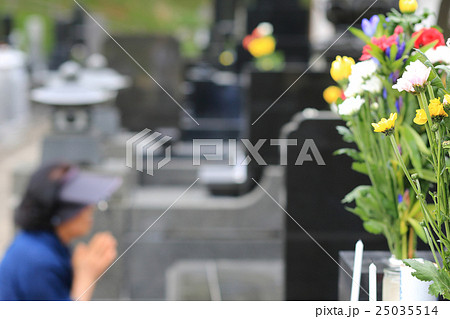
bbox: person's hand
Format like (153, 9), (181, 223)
(72, 232), (117, 280)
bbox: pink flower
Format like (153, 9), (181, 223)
(394, 26), (404, 35)
(392, 77), (414, 92)
(392, 61), (431, 93)
(360, 35), (398, 61)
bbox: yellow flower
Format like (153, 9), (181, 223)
(429, 98), (448, 117)
(247, 36), (276, 58)
(414, 98), (448, 125)
(330, 56), (355, 82)
(372, 113), (398, 134)
(413, 109), (427, 125)
(323, 86), (342, 104)
(399, 0), (418, 14)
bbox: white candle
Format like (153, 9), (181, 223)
(350, 240), (364, 301)
(369, 263), (377, 301)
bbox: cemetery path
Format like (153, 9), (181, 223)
(0, 114), (49, 257)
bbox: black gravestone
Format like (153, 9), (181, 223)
(104, 35), (182, 131)
(282, 110), (388, 300)
(246, 64), (335, 166)
(246, 0), (310, 63)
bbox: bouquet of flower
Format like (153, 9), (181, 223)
(378, 27), (450, 301)
(324, 0), (444, 260)
(242, 22), (284, 71)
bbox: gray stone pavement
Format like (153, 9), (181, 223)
(0, 115), (49, 258)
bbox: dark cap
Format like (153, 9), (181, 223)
(15, 163), (122, 230)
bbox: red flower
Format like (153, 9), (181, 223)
(360, 35), (398, 61)
(412, 28), (444, 49)
(373, 35), (398, 51)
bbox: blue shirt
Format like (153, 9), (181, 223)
(0, 231), (73, 301)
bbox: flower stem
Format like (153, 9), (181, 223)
(417, 91), (438, 165)
(389, 134), (442, 265)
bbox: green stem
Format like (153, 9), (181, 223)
(389, 134), (443, 265)
(417, 91), (438, 166)
(427, 84), (436, 100)
(389, 135), (419, 194)
(424, 227), (442, 269)
(402, 233), (408, 260)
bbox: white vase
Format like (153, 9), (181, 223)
(382, 255), (437, 301)
(382, 255), (403, 301)
(400, 259), (437, 301)
(382, 266), (400, 301)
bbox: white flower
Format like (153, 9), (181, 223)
(371, 102), (379, 110)
(351, 60), (378, 78)
(362, 76), (383, 94)
(338, 96), (364, 116)
(392, 61), (431, 93)
(425, 45), (450, 64)
(344, 60), (380, 97)
(344, 78), (364, 97)
(447, 38), (450, 48)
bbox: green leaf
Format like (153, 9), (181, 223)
(401, 125), (430, 155)
(363, 220), (384, 234)
(389, 43), (398, 63)
(336, 126), (354, 143)
(413, 49), (445, 89)
(418, 40), (439, 54)
(403, 260), (450, 298)
(435, 65), (450, 91)
(346, 206), (370, 221)
(367, 43), (386, 62)
(401, 133), (422, 172)
(410, 169), (437, 183)
(342, 185), (370, 204)
(333, 148), (362, 161)
(352, 162), (368, 175)
(404, 34), (419, 55)
(349, 27), (371, 44)
(407, 218), (427, 243)
(403, 259), (438, 282)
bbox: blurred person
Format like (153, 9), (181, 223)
(0, 163), (122, 301)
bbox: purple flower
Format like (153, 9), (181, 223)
(362, 15), (380, 37)
(398, 194), (403, 203)
(395, 96), (403, 113)
(397, 42), (406, 60)
(389, 71), (400, 84)
(383, 88), (388, 99)
(385, 42), (405, 61)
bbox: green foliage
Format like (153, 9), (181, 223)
(0, 0), (212, 57)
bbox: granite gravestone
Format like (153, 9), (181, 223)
(282, 110), (388, 300)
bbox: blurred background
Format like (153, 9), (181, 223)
(0, 0), (446, 301)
